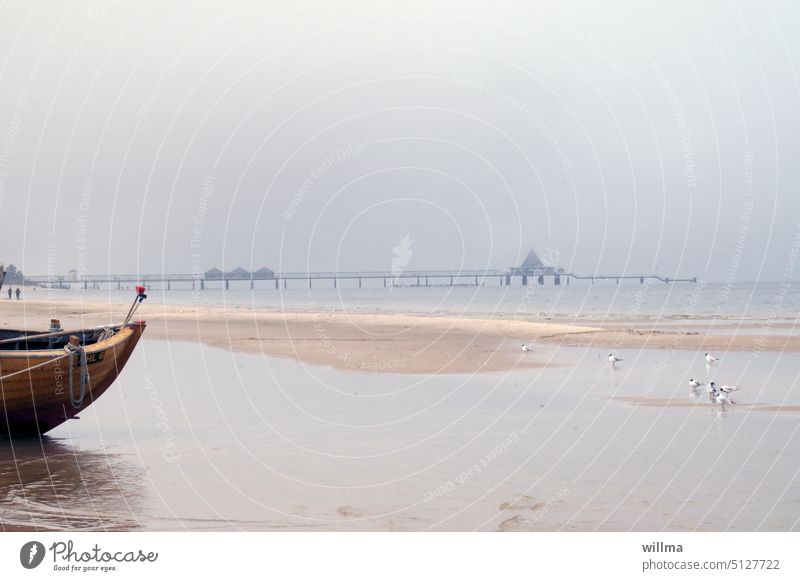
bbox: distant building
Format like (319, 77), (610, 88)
(66, 269), (78, 282)
(253, 267), (275, 279)
(225, 267), (250, 280)
(509, 248), (558, 275)
(204, 267), (223, 279)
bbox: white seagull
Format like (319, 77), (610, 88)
(688, 378), (705, 389)
(705, 353), (719, 363)
(608, 353), (622, 366)
(708, 381), (737, 406)
(714, 389), (731, 408)
(521, 344), (532, 353)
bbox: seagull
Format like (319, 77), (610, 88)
(714, 389), (731, 408)
(708, 381), (737, 405)
(608, 353), (622, 366)
(705, 353), (719, 363)
(707, 382), (718, 403)
(521, 344), (532, 353)
(689, 378), (705, 389)
(719, 385), (740, 403)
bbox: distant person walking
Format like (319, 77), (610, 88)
(15, 288), (20, 300)
(6, 287), (11, 299)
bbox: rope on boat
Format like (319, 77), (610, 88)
(0, 325), (117, 346)
(0, 345), (90, 409)
(64, 343), (90, 409)
(93, 326), (116, 341)
(0, 287), (145, 400)
(0, 286), (146, 347)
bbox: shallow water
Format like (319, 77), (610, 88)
(2, 340), (798, 531)
(47, 280), (800, 324)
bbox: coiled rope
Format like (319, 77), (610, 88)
(0, 345), (91, 410)
(64, 343), (90, 409)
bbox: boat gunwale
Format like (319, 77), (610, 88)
(0, 323), (143, 360)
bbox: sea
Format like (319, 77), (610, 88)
(1, 280), (798, 531)
(28, 277), (800, 325)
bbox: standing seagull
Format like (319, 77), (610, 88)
(708, 381), (736, 406)
(521, 344), (532, 353)
(705, 353), (719, 363)
(714, 389), (732, 409)
(608, 353), (622, 366)
(689, 378), (705, 389)
(719, 384), (740, 403)
(707, 382), (718, 403)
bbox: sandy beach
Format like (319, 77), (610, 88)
(2, 291), (800, 533)
(1, 296), (797, 376)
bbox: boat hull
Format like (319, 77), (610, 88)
(0, 322), (145, 436)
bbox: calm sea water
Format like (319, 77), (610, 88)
(2, 339), (798, 532)
(3, 280), (797, 531)
(43, 280), (800, 323)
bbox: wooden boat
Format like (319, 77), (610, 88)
(0, 286), (147, 436)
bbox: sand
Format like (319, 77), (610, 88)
(610, 396), (800, 413)
(3, 299), (800, 532)
(0, 297), (797, 374)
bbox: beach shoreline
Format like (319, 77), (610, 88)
(1, 297), (797, 375)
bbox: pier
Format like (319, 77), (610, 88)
(26, 270), (697, 290)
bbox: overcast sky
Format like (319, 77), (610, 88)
(0, 0), (798, 281)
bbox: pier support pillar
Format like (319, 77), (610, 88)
(250, 279), (254, 290)
(167, 280), (171, 290)
(554, 275), (560, 285)
(334, 278), (337, 289)
(84, 281), (88, 289)
(417, 276), (420, 286)
(522, 275), (528, 286)
(425, 277), (429, 286)
(201, 280), (205, 290)
(308, 278), (311, 289)
(225, 279), (229, 290)
(383, 277), (386, 288)
(537, 275), (544, 285)
(275, 279), (278, 289)
(117, 280), (121, 289)
(505, 275), (511, 285)
(450, 276), (453, 286)
(640, 277), (644, 284)
(359, 278), (362, 288)
(475, 276), (479, 286)
(284, 278), (287, 289)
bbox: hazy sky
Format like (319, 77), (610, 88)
(0, 0), (798, 281)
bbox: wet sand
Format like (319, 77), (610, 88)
(1, 298), (797, 375)
(3, 341), (799, 532)
(2, 296), (799, 532)
(611, 396), (800, 413)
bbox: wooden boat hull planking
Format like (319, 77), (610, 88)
(0, 322), (146, 435)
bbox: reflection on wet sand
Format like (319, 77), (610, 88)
(610, 396), (800, 413)
(0, 438), (144, 531)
